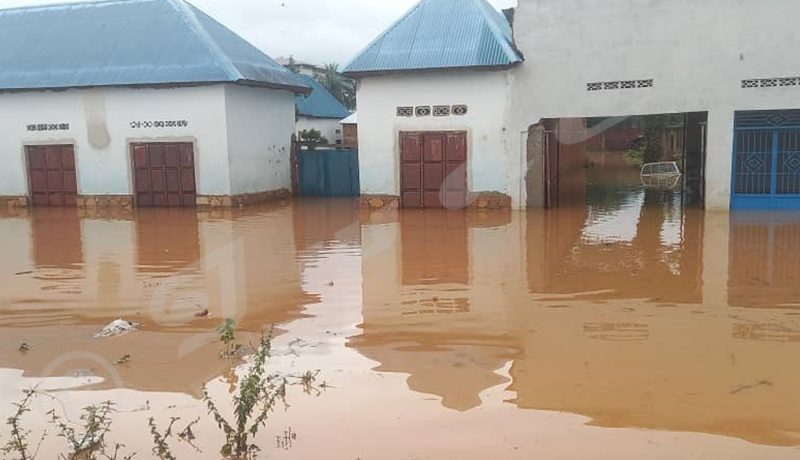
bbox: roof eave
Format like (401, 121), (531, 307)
(298, 113), (351, 119)
(342, 62), (521, 79)
(0, 79), (313, 95)
(236, 79), (312, 95)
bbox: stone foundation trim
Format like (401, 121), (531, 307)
(359, 193), (512, 210)
(0, 196), (29, 210)
(360, 195), (400, 210)
(467, 192), (512, 209)
(77, 195), (133, 209)
(197, 189), (292, 208)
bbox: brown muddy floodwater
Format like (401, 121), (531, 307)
(1, 191), (800, 459)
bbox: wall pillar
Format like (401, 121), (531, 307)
(525, 124), (546, 208)
(704, 108), (735, 210)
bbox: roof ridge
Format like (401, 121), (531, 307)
(165, 0), (243, 82)
(183, 0), (287, 70)
(470, 0), (520, 62)
(341, 0), (427, 72)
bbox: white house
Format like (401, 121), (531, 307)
(0, 0), (310, 210)
(342, 0), (522, 210)
(294, 74), (351, 146)
(347, 0), (800, 211)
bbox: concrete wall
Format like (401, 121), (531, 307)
(0, 84), (299, 200)
(356, 70), (511, 197)
(510, 0), (800, 209)
(224, 85), (295, 195)
(0, 85), (230, 197)
(296, 116), (344, 146)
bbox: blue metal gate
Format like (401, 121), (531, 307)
(732, 110), (800, 209)
(299, 149), (360, 197)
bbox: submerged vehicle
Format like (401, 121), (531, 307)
(641, 161), (682, 189)
(641, 161), (682, 177)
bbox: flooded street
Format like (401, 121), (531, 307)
(1, 193), (800, 458)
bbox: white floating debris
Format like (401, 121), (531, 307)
(94, 319), (139, 338)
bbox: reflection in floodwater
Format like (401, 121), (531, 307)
(0, 196), (800, 455)
(528, 170), (703, 304)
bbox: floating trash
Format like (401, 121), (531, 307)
(94, 319), (139, 338)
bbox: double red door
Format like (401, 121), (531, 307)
(132, 143), (196, 207)
(26, 145), (77, 206)
(400, 131), (467, 209)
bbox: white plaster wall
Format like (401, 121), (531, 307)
(356, 70), (510, 196)
(510, 0), (800, 209)
(296, 116), (343, 145)
(0, 85), (231, 197)
(224, 85), (295, 195)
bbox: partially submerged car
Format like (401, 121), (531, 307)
(641, 161), (682, 189)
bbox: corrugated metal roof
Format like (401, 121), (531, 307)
(0, 0), (310, 93)
(295, 74), (351, 119)
(341, 0), (522, 76)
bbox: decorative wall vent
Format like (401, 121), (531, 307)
(395, 105), (468, 117)
(452, 105), (468, 116)
(415, 106), (432, 117)
(742, 77), (800, 89)
(587, 79), (654, 91)
(433, 105), (451, 117)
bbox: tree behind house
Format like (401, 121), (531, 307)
(321, 63), (356, 110)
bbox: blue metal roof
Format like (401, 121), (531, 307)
(0, 0), (310, 93)
(295, 74), (351, 119)
(341, 0), (522, 76)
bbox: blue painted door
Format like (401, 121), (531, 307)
(299, 149), (360, 197)
(732, 110), (800, 209)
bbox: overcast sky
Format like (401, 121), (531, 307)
(2, 0), (517, 64)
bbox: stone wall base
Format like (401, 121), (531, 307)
(77, 195), (134, 209)
(360, 195), (400, 211)
(78, 208), (134, 220)
(197, 189), (292, 208)
(467, 192), (512, 209)
(360, 193), (512, 210)
(2, 190), (293, 211)
(0, 196), (28, 211)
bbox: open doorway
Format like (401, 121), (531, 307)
(526, 113), (707, 272)
(531, 112), (708, 212)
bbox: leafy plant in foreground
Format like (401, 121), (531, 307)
(204, 330), (288, 459)
(2, 388), (44, 460)
(217, 318), (243, 359)
(148, 417), (178, 460)
(48, 401), (134, 460)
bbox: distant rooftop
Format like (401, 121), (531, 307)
(340, 112), (357, 124)
(294, 74), (351, 119)
(276, 57), (322, 69)
(0, 0), (310, 93)
(342, 0), (522, 76)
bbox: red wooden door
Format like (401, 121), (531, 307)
(132, 143), (196, 207)
(26, 145), (77, 206)
(400, 132), (467, 209)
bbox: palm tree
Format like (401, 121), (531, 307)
(320, 63), (356, 110)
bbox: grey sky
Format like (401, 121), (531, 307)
(1, 0), (518, 64)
